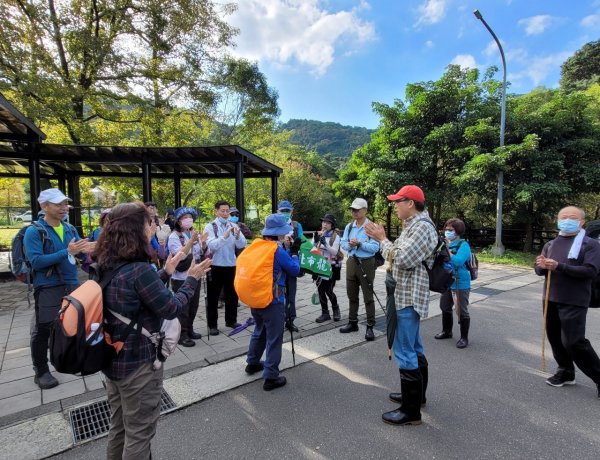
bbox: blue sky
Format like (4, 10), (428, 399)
(227, 0), (600, 129)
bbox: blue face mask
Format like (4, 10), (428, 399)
(230, 216), (239, 223)
(281, 212), (291, 220)
(218, 216), (228, 224)
(557, 218), (580, 233)
(444, 230), (456, 240)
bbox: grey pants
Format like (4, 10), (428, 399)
(440, 289), (470, 319)
(106, 363), (164, 460)
(345, 257), (376, 325)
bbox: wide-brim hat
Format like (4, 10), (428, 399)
(320, 213), (337, 227)
(174, 206), (198, 222)
(262, 213), (293, 236)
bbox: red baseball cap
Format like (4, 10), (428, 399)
(387, 185), (425, 203)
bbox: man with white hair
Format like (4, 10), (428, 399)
(24, 189), (91, 389)
(535, 206), (600, 399)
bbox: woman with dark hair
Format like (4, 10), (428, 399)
(167, 206), (208, 346)
(93, 202), (211, 460)
(313, 213), (342, 323)
(434, 217), (473, 348)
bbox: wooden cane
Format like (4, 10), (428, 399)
(541, 270), (552, 372)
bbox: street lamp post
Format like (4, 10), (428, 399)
(474, 9), (506, 256)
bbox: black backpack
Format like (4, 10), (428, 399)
(420, 219), (454, 293)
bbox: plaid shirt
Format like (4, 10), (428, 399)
(102, 262), (198, 380)
(380, 211), (438, 318)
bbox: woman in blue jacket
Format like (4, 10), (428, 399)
(434, 218), (472, 348)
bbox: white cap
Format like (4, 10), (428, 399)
(37, 188), (71, 204)
(349, 198), (368, 210)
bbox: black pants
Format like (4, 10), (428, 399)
(171, 279), (202, 335)
(206, 266), (238, 328)
(318, 278), (338, 311)
(546, 301), (600, 383)
(31, 284), (75, 375)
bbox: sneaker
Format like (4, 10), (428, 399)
(34, 372), (59, 390)
(209, 327), (220, 336)
(546, 373), (576, 387)
(263, 376), (287, 391)
(245, 362), (264, 375)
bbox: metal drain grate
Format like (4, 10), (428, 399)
(69, 389), (177, 443)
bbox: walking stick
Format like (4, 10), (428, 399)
(541, 270), (552, 372)
(287, 300), (296, 366)
(354, 256), (386, 315)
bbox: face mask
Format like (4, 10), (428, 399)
(180, 217), (193, 230)
(230, 216), (239, 223)
(218, 216), (228, 224)
(281, 212), (291, 220)
(444, 230), (456, 240)
(557, 218), (580, 233)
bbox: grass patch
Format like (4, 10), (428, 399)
(0, 226), (23, 249)
(476, 247), (536, 268)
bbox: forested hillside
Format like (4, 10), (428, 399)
(282, 119), (373, 157)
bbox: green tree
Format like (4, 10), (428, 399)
(0, 0), (277, 145)
(560, 40), (600, 92)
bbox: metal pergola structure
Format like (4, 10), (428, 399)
(0, 93), (282, 230)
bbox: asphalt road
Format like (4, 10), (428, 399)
(54, 282), (600, 460)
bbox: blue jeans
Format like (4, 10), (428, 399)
(393, 306), (423, 370)
(247, 302), (286, 379)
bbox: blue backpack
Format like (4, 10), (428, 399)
(10, 222), (51, 283)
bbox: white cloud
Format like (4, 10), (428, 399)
(227, 0), (375, 77)
(581, 13), (600, 28)
(451, 54), (477, 69)
(425, 40), (434, 48)
(415, 0), (449, 27)
(518, 15), (556, 36)
(512, 51), (572, 86)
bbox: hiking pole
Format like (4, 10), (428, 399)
(353, 255), (386, 315)
(287, 300), (296, 366)
(541, 270), (552, 373)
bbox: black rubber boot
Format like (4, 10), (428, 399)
(389, 356), (428, 405)
(456, 317), (470, 348)
(382, 369), (423, 426)
(339, 320), (359, 333)
(332, 305), (341, 322)
(434, 312), (453, 339)
(315, 310), (331, 323)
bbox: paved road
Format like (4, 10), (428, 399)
(54, 281), (600, 460)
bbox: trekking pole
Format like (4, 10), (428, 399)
(353, 256), (386, 315)
(541, 270), (552, 373)
(288, 300), (296, 366)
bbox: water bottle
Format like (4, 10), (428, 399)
(88, 323), (104, 346)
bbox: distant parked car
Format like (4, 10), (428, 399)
(13, 211), (33, 223)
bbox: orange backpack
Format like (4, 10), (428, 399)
(235, 239), (280, 308)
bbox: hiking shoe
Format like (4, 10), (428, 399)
(209, 327), (220, 336)
(365, 326), (375, 341)
(332, 306), (341, 322)
(34, 372), (59, 390)
(434, 331), (452, 339)
(456, 338), (468, 349)
(340, 321), (359, 333)
(245, 362), (264, 375)
(285, 322), (299, 333)
(263, 376), (287, 391)
(189, 331), (202, 340)
(546, 373), (575, 387)
(226, 322), (242, 329)
(315, 313), (331, 323)
(178, 337), (195, 347)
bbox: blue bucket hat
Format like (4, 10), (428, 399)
(174, 206), (198, 222)
(262, 214), (293, 236)
(277, 200), (293, 211)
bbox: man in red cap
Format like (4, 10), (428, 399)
(365, 184), (438, 426)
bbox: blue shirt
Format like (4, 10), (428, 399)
(272, 246), (300, 304)
(448, 238), (472, 290)
(340, 218), (380, 258)
(205, 219), (247, 267)
(23, 218), (82, 287)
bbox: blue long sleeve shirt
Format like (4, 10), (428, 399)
(205, 219), (247, 267)
(340, 218), (380, 258)
(273, 246), (300, 304)
(24, 218), (82, 287)
(448, 238), (472, 290)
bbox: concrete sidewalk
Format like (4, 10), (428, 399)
(0, 264), (541, 455)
